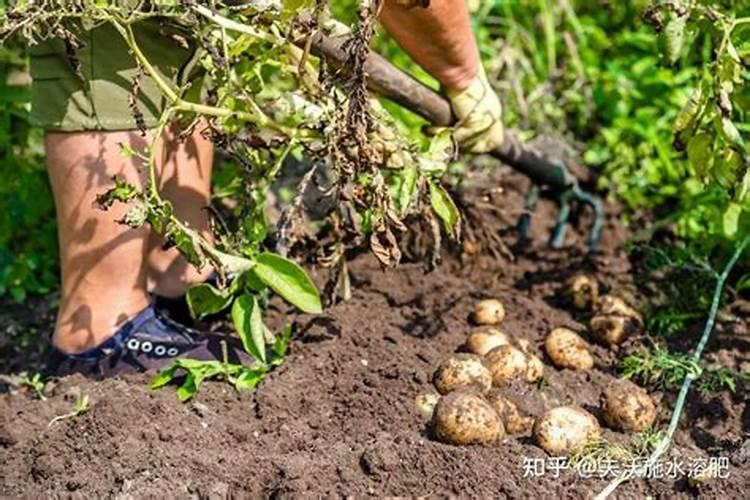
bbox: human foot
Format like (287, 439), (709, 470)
(45, 304), (247, 378)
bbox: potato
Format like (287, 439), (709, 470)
(589, 315), (636, 346)
(544, 328), (594, 371)
(433, 389), (504, 445)
(414, 393), (440, 421)
(564, 274), (599, 311)
(533, 406), (601, 455)
(590, 295), (643, 346)
(432, 354), (492, 395)
(465, 328), (510, 356)
(595, 295), (643, 324)
(525, 354), (545, 383)
(484, 345), (528, 385)
(472, 299), (506, 325)
(486, 390), (535, 435)
(602, 379), (656, 432)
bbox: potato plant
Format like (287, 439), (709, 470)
(0, 0), (462, 398)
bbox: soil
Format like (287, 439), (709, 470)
(1, 167), (749, 498)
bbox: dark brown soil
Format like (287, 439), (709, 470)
(1, 168), (748, 498)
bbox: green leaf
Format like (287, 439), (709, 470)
(252, 252), (322, 314)
(396, 166), (419, 215)
(186, 283), (233, 320)
(722, 203), (742, 238)
(428, 180), (460, 238)
(176, 372), (197, 402)
(150, 365), (179, 389)
(234, 367), (266, 392)
(737, 274), (750, 292)
(271, 325), (293, 366)
(231, 295), (268, 364)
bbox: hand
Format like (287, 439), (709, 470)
(445, 66), (504, 154)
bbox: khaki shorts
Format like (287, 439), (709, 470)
(30, 20), (198, 132)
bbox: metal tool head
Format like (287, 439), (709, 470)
(517, 172), (605, 251)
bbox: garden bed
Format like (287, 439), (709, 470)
(1, 167), (748, 498)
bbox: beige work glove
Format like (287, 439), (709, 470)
(445, 65), (505, 154)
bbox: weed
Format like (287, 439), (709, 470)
(569, 429), (665, 470)
(19, 372), (46, 400)
(48, 394), (90, 427)
(620, 345), (703, 389)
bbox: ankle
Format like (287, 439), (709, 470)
(52, 293), (150, 354)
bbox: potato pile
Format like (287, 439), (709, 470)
(415, 289), (657, 456)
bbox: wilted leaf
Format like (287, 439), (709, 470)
(370, 226), (402, 268)
(674, 80), (708, 148)
(687, 133), (713, 177)
(662, 7), (689, 64)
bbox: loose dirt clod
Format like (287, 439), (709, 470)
(602, 379), (657, 432)
(564, 274), (599, 311)
(533, 406), (601, 455)
(432, 354), (492, 395)
(484, 345), (529, 385)
(414, 393), (440, 421)
(544, 328), (594, 371)
(471, 299), (506, 325)
(433, 389), (504, 445)
(464, 328), (510, 356)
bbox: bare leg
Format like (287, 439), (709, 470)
(46, 131), (152, 354)
(147, 120), (215, 298)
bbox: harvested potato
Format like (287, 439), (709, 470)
(544, 328), (594, 371)
(484, 345), (528, 385)
(533, 406), (601, 455)
(465, 328), (510, 356)
(590, 295), (643, 346)
(595, 295), (643, 324)
(432, 354), (492, 395)
(589, 315), (636, 346)
(564, 274), (599, 311)
(414, 393), (440, 421)
(472, 299), (506, 325)
(602, 380), (656, 432)
(486, 390), (534, 434)
(525, 354), (544, 382)
(433, 389), (504, 445)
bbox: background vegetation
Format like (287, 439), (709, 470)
(1, 0), (748, 303)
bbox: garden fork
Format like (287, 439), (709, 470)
(308, 31), (605, 250)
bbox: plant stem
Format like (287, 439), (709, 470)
(595, 235), (750, 499)
(110, 20), (297, 137)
